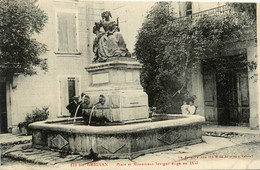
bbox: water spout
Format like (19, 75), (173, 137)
(73, 104), (81, 124)
(88, 102), (100, 126)
(73, 95), (86, 124)
(88, 105), (95, 126)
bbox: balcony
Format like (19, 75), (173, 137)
(176, 5), (232, 20)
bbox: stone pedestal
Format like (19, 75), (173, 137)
(84, 57), (149, 122)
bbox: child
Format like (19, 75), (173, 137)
(187, 100), (196, 115)
(181, 101), (189, 115)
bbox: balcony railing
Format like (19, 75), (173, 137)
(176, 5), (232, 20)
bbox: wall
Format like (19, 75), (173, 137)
(247, 45), (259, 129)
(8, 0), (105, 129)
(172, 2), (225, 17)
(179, 2), (259, 128)
(191, 38), (258, 127)
(192, 2), (225, 13)
(191, 63), (205, 117)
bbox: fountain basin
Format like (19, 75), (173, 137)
(29, 114), (205, 159)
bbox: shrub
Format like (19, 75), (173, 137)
(18, 106), (49, 130)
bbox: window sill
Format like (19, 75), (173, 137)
(57, 115), (71, 118)
(54, 52), (82, 57)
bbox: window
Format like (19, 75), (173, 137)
(57, 11), (78, 53)
(68, 78), (76, 102)
(59, 76), (80, 115)
(186, 2), (192, 16)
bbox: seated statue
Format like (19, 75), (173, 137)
(93, 11), (131, 62)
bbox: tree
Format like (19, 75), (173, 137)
(135, 2), (256, 113)
(228, 3), (256, 21)
(135, 2), (175, 110)
(0, 0), (48, 78)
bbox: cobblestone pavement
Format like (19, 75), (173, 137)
(1, 130), (260, 170)
(2, 134), (260, 169)
(202, 124), (260, 135)
(183, 141), (260, 169)
(0, 134), (31, 146)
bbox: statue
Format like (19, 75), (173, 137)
(92, 11), (131, 62)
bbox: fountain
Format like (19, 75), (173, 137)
(29, 11), (205, 159)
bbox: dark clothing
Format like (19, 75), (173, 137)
(66, 101), (82, 118)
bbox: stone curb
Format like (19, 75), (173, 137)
(203, 131), (240, 138)
(2, 142), (94, 166)
(1, 139), (32, 146)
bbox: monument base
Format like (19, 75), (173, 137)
(84, 57), (149, 122)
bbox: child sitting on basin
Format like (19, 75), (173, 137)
(181, 101), (189, 115)
(187, 100), (196, 115)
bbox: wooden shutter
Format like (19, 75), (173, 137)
(238, 74), (249, 106)
(59, 77), (69, 115)
(204, 74), (216, 106)
(75, 77), (80, 96)
(58, 13), (69, 52)
(203, 72), (218, 122)
(57, 12), (77, 52)
(237, 73), (250, 123)
(67, 13), (77, 52)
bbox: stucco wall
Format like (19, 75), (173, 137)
(8, 0), (104, 128)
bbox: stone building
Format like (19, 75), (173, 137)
(171, 2), (259, 129)
(0, 0), (153, 134)
(0, 0), (106, 133)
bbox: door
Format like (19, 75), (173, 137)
(0, 82), (8, 133)
(237, 73), (250, 124)
(216, 73), (237, 125)
(203, 72), (218, 122)
(216, 72), (249, 125)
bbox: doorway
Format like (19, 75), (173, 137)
(203, 54), (250, 126)
(216, 73), (249, 125)
(0, 82), (8, 133)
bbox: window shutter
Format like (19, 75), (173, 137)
(239, 74), (249, 106)
(75, 77), (80, 97)
(58, 13), (69, 52)
(59, 77), (69, 115)
(57, 12), (78, 52)
(204, 73), (216, 106)
(67, 13), (77, 52)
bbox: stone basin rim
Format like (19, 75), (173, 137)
(29, 114), (205, 135)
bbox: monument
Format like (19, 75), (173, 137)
(82, 11), (149, 123)
(29, 11), (205, 159)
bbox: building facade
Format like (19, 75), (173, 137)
(172, 2), (259, 129)
(0, 0), (106, 133)
(0, 0), (154, 134)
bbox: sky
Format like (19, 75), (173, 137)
(104, 1), (156, 53)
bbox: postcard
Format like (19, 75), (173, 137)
(0, 0), (259, 169)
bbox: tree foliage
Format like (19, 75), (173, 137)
(135, 2), (256, 113)
(0, 0), (48, 77)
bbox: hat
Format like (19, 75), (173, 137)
(73, 96), (79, 100)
